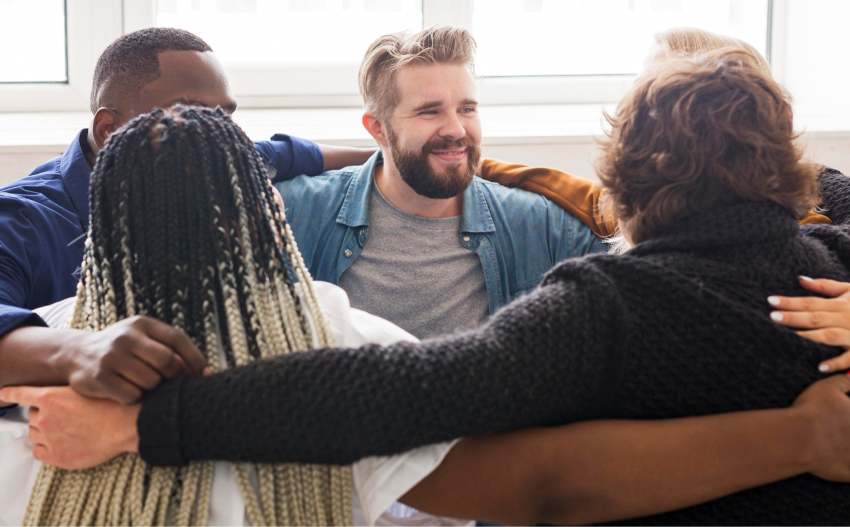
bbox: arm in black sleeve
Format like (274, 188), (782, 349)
(817, 167), (850, 226)
(138, 269), (619, 466)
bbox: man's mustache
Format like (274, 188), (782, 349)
(421, 137), (478, 154)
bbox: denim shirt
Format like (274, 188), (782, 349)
(277, 152), (607, 315)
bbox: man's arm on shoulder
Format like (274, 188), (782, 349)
(255, 134), (374, 182)
(403, 374), (850, 525)
(480, 158), (617, 237)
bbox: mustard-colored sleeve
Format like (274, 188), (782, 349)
(799, 212), (833, 226)
(479, 158), (617, 238)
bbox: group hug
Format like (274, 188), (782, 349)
(2, 23), (850, 526)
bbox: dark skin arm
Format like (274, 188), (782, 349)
(6, 374), (850, 524)
(402, 374), (850, 525)
(316, 144), (376, 171)
(0, 316), (207, 405)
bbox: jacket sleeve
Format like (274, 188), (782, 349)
(254, 134), (324, 183)
(815, 167), (850, 226)
(138, 266), (618, 466)
(0, 197), (48, 339)
(479, 158), (617, 238)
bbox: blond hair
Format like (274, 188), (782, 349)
(654, 27), (772, 76)
(23, 106), (353, 526)
(358, 26), (476, 120)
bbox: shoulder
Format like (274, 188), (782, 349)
(275, 167), (359, 198)
(475, 177), (585, 224)
(0, 158), (70, 211)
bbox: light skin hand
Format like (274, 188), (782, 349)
(0, 386), (140, 470)
(768, 276), (850, 373)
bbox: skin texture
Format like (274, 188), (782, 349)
(363, 63), (481, 218)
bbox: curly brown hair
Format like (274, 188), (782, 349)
(597, 49), (820, 244)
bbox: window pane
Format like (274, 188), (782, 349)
(157, 0), (423, 63)
(0, 0), (66, 83)
(473, 0), (769, 77)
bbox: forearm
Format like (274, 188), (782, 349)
(317, 144), (376, 171)
(404, 408), (814, 525)
(0, 325), (74, 391)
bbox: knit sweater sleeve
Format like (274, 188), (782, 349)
(138, 265), (619, 466)
(817, 167), (850, 226)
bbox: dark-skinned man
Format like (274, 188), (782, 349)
(0, 28), (374, 409)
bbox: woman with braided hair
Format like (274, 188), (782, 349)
(0, 105), (464, 526)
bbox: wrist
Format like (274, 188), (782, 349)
(117, 404), (141, 454)
(786, 405), (820, 474)
(50, 329), (85, 384)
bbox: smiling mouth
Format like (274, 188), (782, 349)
(430, 148), (467, 159)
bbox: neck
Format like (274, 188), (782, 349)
(374, 157), (464, 218)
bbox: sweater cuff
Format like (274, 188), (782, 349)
(138, 376), (187, 466)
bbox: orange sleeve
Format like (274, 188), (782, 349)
(479, 158), (617, 238)
(799, 212), (833, 226)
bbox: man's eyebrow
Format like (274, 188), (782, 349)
(460, 98), (479, 106)
(413, 101), (443, 112)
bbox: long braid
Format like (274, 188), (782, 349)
(25, 106), (353, 526)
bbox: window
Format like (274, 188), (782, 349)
(4, 0), (850, 121)
(157, 0), (423, 64)
(0, 0), (67, 83)
(473, 0), (769, 77)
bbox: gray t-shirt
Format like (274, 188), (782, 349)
(338, 184), (490, 340)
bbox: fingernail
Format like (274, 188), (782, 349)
(819, 363), (831, 373)
(767, 296), (781, 307)
(800, 276), (814, 282)
(203, 367), (212, 377)
(770, 312), (784, 322)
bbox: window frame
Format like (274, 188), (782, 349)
(0, 0), (782, 112)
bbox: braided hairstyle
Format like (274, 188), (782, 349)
(24, 105), (353, 526)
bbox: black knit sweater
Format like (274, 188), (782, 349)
(140, 171), (850, 525)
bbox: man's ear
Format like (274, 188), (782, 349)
(362, 112), (390, 148)
(91, 108), (121, 150)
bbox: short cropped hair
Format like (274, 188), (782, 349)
(597, 49), (820, 244)
(655, 27), (772, 77)
(358, 26), (476, 120)
(90, 27), (212, 113)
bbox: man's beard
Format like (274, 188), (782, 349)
(388, 130), (481, 200)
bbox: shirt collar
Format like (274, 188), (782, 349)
(336, 150), (496, 233)
(59, 129), (93, 230)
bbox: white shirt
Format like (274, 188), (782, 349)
(0, 282), (470, 527)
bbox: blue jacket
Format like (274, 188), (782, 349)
(0, 130), (323, 339)
(277, 152), (607, 315)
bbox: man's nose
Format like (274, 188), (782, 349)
(438, 112), (467, 140)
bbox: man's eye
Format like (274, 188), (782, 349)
(420, 110), (438, 115)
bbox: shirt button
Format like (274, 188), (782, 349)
(344, 249), (353, 257)
(462, 235), (470, 242)
(359, 229), (365, 236)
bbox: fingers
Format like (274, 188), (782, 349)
(73, 376), (142, 405)
(798, 276), (850, 298)
(817, 346), (850, 373)
(137, 318), (207, 375)
(0, 386), (50, 407)
(115, 356), (165, 391)
(768, 295), (849, 314)
(131, 339), (182, 380)
(771, 311), (850, 331)
(813, 372), (850, 394)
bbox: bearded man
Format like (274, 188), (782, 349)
(277, 27), (605, 338)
